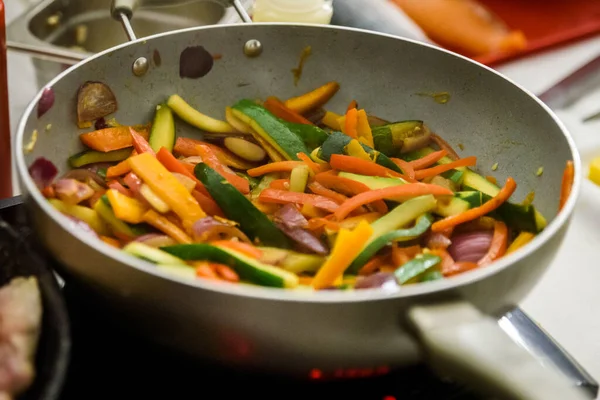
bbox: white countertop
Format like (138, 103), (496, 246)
(6, 0), (600, 389)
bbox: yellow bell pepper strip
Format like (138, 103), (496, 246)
(356, 109), (374, 148)
(128, 153), (206, 231)
(322, 111), (342, 130)
(345, 139), (372, 161)
(506, 231), (535, 254)
(167, 94), (234, 133)
(106, 188), (148, 224)
(139, 184), (171, 213)
(311, 219), (374, 289)
(49, 198), (110, 235)
(142, 210), (192, 244)
(284, 81), (341, 114)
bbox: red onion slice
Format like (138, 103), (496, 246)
(62, 169), (107, 188)
(37, 87), (55, 118)
(355, 272), (399, 290)
(54, 179), (95, 205)
(192, 217), (251, 243)
(274, 204), (308, 229)
(28, 157), (58, 189)
(134, 234), (177, 248)
(275, 222), (328, 255)
(425, 232), (452, 250)
(448, 231), (493, 263)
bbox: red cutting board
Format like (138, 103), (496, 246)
(472, 0), (600, 66)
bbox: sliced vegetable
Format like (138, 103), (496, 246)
(129, 153), (206, 229)
(192, 217), (251, 243)
(149, 104), (176, 153)
(161, 244), (299, 288)
(506, 231), (535, 254)
(259, 189), (339, 213)
(195, 144), (250, 194)
(250, 174), (279, 200)
(223, 137), (266, 162)
(477, 220), (508, 266)
(77, 81), (117, 126)
(330, 154), (414, 181)
(395, 254), (441, 284)
(139, 184), (171, 213)
(94, 195), (147, 240)
(123, 242), (187, 265)
(311, 220), (373, 289)
(560, 160), (574, 212)
(247, 161), (304, 177)
(284, 81), (340, 114)
(289, 165), (310, 193)
(414, 156), (477, 180)
(143, 210), (192, 244)
(322, 111), (342, 130)
(167, 94), (234, 133)
(369, 195), (437, 242)
(258, 247), (325, 275)
(54, 179), (94, 205)
(264, 97), (314, 125)
(447, 230), (492, 263)
(68, 148), (132, 168)
(173, 137), (257, 170)
(371, 121), (430, 156)
(348, 213), (433, 274)
(195, 163), (292, 248)
(344, 108), (359, 138)
(49, 198), (109, 235)
(80, 126), (147, 152)
(106, 188), (147, 224)
(231, 99), (311, 160)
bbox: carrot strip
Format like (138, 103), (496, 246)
(347, 100), (358, 112)
(210, 240), (263, 259)
(358, 255), (387, 276)
(191, 190), (225, 218)
(100, 235), (121, 248)
(414, 156), (477, 180)
(559, 160), (574, 212)
(307, 217), (340, 232)
(344, 108), (359, 138)
(264, 97), (315, 125)
(391, 158), (415, 179)
(194, 262), (221, 280)
(443, 262), (479, 277)
(156, 147), (210, 197)
(41, 185), (55, 199)
(106, 159), (132, 178)
(334, 183), (453, 220)
(477, 220), (508, 266)
(174, 137), (257, 170)
(408, 149), (448, 170)
(429, 248), (455, 275)
(314, 171), (388, 214)
(392, 244), (421, 266)
(213, 263), (240, 282)
(330, 154), (413, 181)
(80, 126), (147, 152)
(130, 128), (156, 156)
(269, 179), (290, 190)
(142, 210), (192, 244)
(308, 181), (348, 204)
(432, 177), (517, 232)
(107, 180), (133, 197)
(247, 161), (304, 177)
(258, 189), (339, 212)
(297, 152), (322, 173)
(195, 145), (250, 194)
(431, 133), (459, 160)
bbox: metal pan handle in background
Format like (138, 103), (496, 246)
(408, 300), (591, 400)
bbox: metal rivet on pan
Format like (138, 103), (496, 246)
(243, 39), (263, 58)
(132, 57), (149, 76)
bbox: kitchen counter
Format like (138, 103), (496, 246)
(6, 0), (600, 390)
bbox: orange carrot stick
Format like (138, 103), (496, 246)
(344, 108), (359, 138)
(297, 152), (322, 173)
(314, 171), (388, 214)
(258, 189), (340, 212)
(196, 145), (250, 194)
(429, 248), (455, 275)
(247, 161), (304, 177)
(334, 183), (453, 220)
(409, 149), (448, 170)
(264, 97), (315, 125)
(330, 154), (413, 181)
(559, 160), (574, 212)
(391, 158), (416, 179)
(106, 159), (132, 178)
(308, 181), (349, 204)
(210, 240), (263, 259)
(156, 147), (210, 197)
(269, 179), (290, 190)
(443, 261), (478, 277)
(431, 177), (516, 232)
(174, 137), (256, 170)
(392, 244), (421, 266)
(414, 156), (477, 180)
(358, 255), (387, 276)
(431, 134), (459, 160)
(213, 263), (240, 282)
(477, 220), (508, 266)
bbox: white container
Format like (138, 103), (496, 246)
(252, 0), (333, 24)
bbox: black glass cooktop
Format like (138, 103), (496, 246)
(1, 196), (597, 400)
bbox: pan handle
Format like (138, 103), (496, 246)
(408, 301), (590, 400)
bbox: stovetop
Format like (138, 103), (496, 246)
(2, 196), (597, 400)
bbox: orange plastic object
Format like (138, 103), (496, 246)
(0, 0), (11, 199)
(474, 0), (600, 66)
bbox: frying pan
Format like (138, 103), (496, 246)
(12, 1), (587, 398)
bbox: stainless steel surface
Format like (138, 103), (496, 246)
(538, 52), (600, 110)
(6, 0), (248, 87)
(12, 23), (583, 396)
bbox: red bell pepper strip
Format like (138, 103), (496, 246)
(258, 189), (339, 213)
(130, 127), (156, 156)
(195, 144), (250, 194)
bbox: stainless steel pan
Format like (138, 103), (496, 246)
(13, 2), (586, 398)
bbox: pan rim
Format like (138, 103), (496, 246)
(15, 22), (582, 304)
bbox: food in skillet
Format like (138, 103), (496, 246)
(29, 81), (574, 291)
(0, 277), (42, 400)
